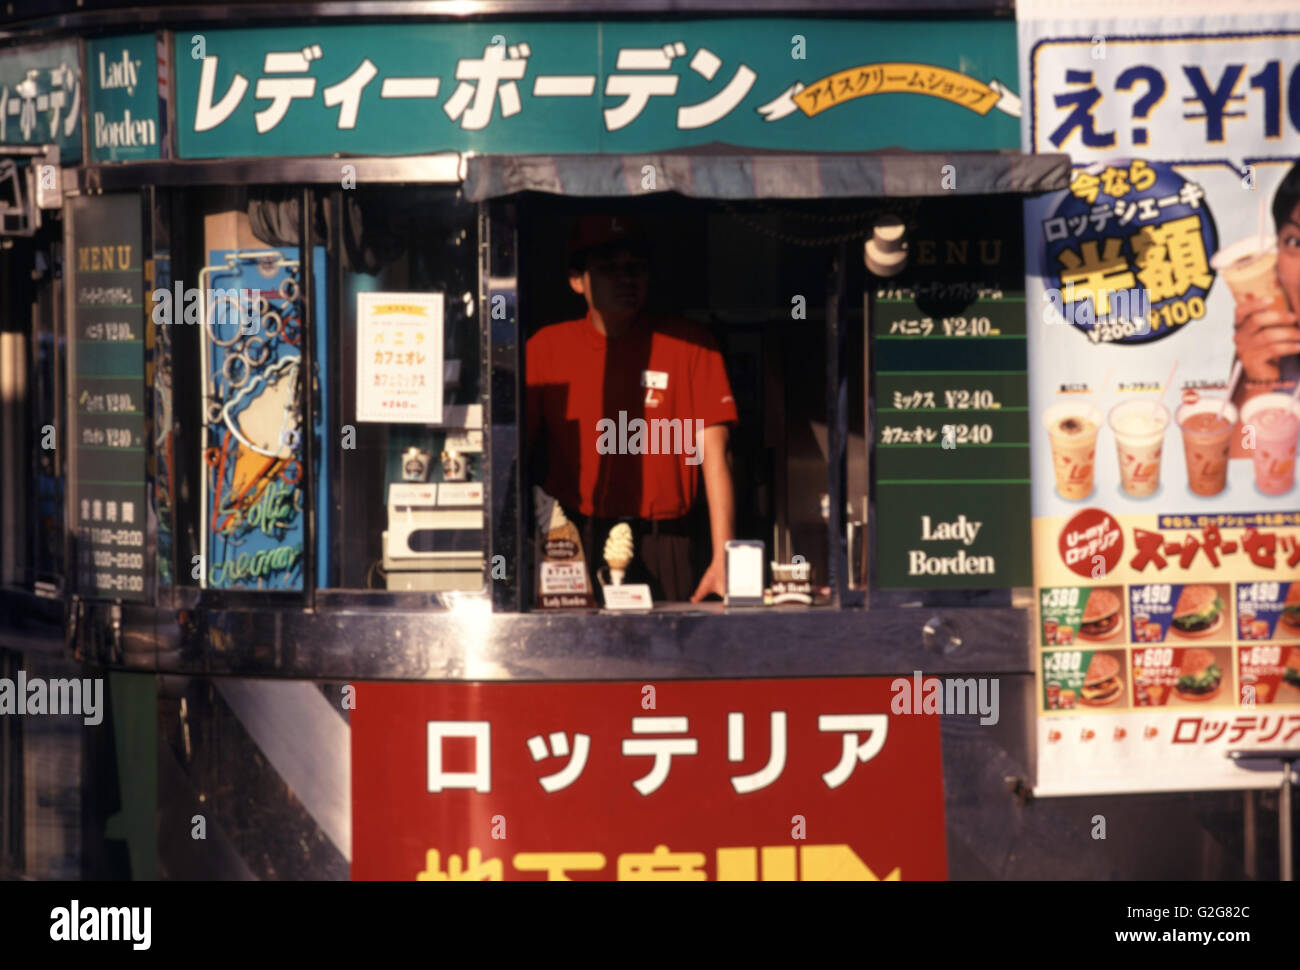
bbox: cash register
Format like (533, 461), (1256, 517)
(381, 403), (485, 591)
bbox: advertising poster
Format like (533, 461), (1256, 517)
(352, 678), (947, 880)
(1019, 0), (1300, 794)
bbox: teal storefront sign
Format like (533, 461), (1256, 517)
(175, 20), (1019, 158)
(88, 35), (162, 163)
(0, 41), (81, 162)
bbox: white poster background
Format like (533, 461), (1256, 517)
(356, 291), (444, 424)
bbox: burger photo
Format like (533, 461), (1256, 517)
(1079, 652), (1124, 706)
(1173, 648), (1223, 702)
(1278, 647), (1300, 704)
(1078, 589), (1122, 641)
(1279, 584), (1300, 636)
(1169, 585), (1225, 639)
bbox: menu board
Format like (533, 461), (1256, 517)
(1019, 1), (1300, 794)
(69, 194), (147, 601)
(873, 199), (1032, 588)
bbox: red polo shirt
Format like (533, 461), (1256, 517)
(526, 312), (738, 520)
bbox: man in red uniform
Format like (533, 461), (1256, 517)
(526, 214), (738, 602)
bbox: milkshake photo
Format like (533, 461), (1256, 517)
(1211, 235), (1287, 312)
(1175, 396), (1237, 497)
(1240, 393), (1300, 495)
(1044, 401), (1102, 501)
(1108, 399), (1169, 498)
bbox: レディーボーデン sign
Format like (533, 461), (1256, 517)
(173, 20), (1020, 158)
(351, 678), (948, 880)
(0, 41), (81, 163)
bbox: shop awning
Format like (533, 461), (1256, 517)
(462, 146), (1071, 201)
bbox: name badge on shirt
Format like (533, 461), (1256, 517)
(641, 370), (669, 390)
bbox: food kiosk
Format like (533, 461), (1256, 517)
(0, 0), (1288, 880)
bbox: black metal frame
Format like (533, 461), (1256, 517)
(0, 0), (1015, 39)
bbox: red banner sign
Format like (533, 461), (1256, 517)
(351, 677), (948, 880)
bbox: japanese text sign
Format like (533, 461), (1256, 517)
(69, 193), (146, 600)
(174, 20), (1019, 159)
(1026, 21), (1300, 173)
(0, 41), (81, 162)
(351, 678), (948, 880)
(356, 291), (444, 424)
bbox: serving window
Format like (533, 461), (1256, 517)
(142, 177), (1030, 614)
(515, 192), (866, 608)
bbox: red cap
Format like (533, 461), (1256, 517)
(568, 213), (647, 258)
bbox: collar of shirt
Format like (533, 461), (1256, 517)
(581, 309), (650, 350)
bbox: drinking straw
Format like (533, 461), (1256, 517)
(1259, 191), (1269, 252)
(1159, 360), (1178, 396)
(1218, 359), (1243, 421)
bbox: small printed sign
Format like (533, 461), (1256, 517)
(1039, 585), (1125, 646)
(1129, 583), (1231, 643)
(1237, 644), (1300, 707)
(356, 291), (444, 424)
(1042, 649), (1128, 710)
(1236, 582), (1300, 641)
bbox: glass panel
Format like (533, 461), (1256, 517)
(163, 185), (324, 596)
(1, 213), (65, 591)
(327, 185), (483, 593)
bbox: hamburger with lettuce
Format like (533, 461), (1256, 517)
(1174, 648), (1222, 702)
(1280, 584), (1300, 634)
(1170, 585), (1224, 638)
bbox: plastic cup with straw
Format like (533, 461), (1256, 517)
(1175, 361), (1240, 497)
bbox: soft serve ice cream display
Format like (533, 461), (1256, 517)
(603, 523), (635, 585)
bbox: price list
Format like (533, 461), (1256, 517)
(69, 194), (147, 600)
(874, 281), (1031, 588)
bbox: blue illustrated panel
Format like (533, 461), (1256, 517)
(202, 247), (328, 590)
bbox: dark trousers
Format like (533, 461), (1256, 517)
(573, 513), (696, 603)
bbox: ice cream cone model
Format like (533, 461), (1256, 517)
(604, 523), (634, 586)
(533, 486), (595, 609)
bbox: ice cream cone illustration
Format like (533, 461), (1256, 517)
(224, 356), (300, 459)
(604, 523), (634, 586)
